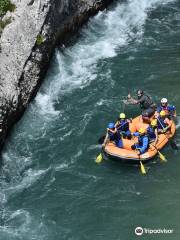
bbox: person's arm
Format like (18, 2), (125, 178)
(133, 132), (139, 137)
(154, 128), (158, 145)
(115, 121), (119, 128)
(164, 118), (171, 131)
(157, 106), (161, 113)
(169, 105), (176, 117)
(128, 118), (133, 123)
(127, 93), (139, 104)
(108, 128), (117, 134)
(139, 137), (149, 154)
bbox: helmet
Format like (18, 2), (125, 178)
(138, 128), (146, 134)
(108, 122), (115, 129)
(119, 113), (126, 119)
(161, 98), (168, 104)
(160, 110), (166, 117)
(151, 119), (157, 127)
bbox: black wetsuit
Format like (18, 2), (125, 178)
(137, 94), (156, 117)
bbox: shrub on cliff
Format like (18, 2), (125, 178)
(0, 0), (15, 17)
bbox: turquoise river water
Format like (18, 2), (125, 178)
(0, 0), (180, 239)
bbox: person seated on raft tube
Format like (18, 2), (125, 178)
(127, 89), (156, 118)
(156, 98), (176, 118)
(147, 119), (158, 145)
(115, 113), (131, 139)
(156, 110), (171, 134)
(102, 122), (123, 148)
(131, 128), (149, 155)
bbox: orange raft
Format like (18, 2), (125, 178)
(103, 115), (176, 163)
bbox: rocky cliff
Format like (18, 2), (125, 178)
(0, 0), (113, 149)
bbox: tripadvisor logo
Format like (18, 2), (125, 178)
(134, 226), (174, 236)
(135, 227), (143, 236)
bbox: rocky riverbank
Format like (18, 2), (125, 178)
(0, 0), (113, 150)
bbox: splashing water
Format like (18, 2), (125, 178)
(0, 0), (179, 239)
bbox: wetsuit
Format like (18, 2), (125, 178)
(108, 130), (123, 148)
(132, 133), (149, 154)
(116, 119), (131, 139)
(157, 105), (176, 118)
(137, 94), (155, 117)
(147, 126), (157, 142)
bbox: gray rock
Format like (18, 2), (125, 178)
(0, 0), (113, 150)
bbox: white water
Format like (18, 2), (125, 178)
(0, 0), (177, 239)
(36, 0), (174, 116)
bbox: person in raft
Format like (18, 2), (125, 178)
(146, 119), (158, 145)
(156, 110), (171, 133)
(157, 98), (176, 118)
(115, 113), (132, 139)
(127, 89), (156, 118)
(102, 122), (123, 148)
(131, 128), (149, 155)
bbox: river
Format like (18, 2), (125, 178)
(0, 0), (180, 239)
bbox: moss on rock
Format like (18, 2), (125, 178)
(0, 0), (15, 17)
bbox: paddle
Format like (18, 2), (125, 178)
(95, 152), (103, 164)
(152, 144), (167, 162)
(140, 161), (146, 175)
(135, 148), (147, 175)
(96, 133), (108, 163)
(98, 135), (105, 145)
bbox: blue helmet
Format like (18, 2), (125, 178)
(108, 122), (115, 129)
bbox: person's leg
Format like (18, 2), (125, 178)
(116, 139), (123, 148)
(126, 130), (132, 140)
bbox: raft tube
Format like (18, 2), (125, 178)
(103, 115), (176, 164)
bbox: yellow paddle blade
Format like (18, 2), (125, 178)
(158, 151), (167, 162)
(95, 153), (103, 163)
(140, 161), (146, 175)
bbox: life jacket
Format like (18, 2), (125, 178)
(157, 117), (167, 129)
(158, 105), (176, 115)
(138, 135), (148, 147)
(139, 95), (154, 110)
(108, 130), (119, 142)
(116, 119), (129, 132)
(147, 126), (156, 140)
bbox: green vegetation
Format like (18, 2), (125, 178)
(36, 34), (44, 45)
(0, 17), (11, 34)
(0, 0), (15, 17)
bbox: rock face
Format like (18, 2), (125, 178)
(0, 0), (113, 149)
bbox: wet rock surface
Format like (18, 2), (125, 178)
(0, 0), (113, 150)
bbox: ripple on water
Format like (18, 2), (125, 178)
(1, 0), (179, 239)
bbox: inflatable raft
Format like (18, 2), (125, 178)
(103, 115), (176, 163)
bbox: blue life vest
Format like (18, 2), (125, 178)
(157, 117), (167, 129)
(108, 130), (119, 142)
(108, 130), (122, 148)
(157, 105), (176, 114)
(138, 135), (149, 154)
(147, 126), (156, 140)
(116, 119), (129, 132)
(138, 135), (145, 146)
(133, 133), (149, 154)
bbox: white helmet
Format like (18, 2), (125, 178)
(161, 98), (168, 104)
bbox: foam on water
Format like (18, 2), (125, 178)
(0, 0), (177, 239)
(36, 0), (174, 116)
(0, 209), (48, 240)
